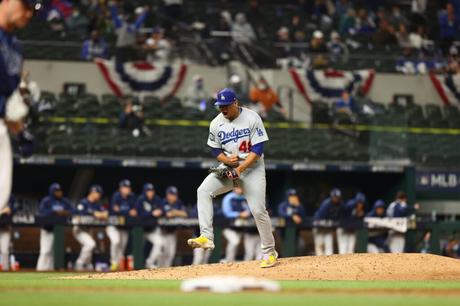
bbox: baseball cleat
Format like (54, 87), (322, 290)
(187, 236), (215, 250)
(260, 251), (278, 268)
(110, 263), (119, 272)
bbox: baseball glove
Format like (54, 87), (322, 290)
(208, 166), (239, 181)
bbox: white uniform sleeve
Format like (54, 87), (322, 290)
(5, 90), (29, 122)
(207, 119), (221, 148)
(250, 115), (269, 145)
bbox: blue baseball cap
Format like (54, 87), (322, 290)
(286, 189), (297, 196)
(49, 183), (62, 194)
(214, 88), (237, 106)
(374, 200), (385, 208)
(330, 188), (342, 198)
(355, 192), (366, 203)
(119, 179), (131, 188)
(166, 186), (178, 195)
(143, 183), (155, 192)
(152, 26), (165, 34)
(89, 185), (103, 194)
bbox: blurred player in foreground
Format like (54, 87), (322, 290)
(0, 195), (16, 270)
(0, 0), (36, 213)
(188, 88), (277, 268)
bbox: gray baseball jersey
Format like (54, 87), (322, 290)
(207, 107), (269, 160)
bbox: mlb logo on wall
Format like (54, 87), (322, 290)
(416, 171), (460, 192)
(95, 58), (187, 99)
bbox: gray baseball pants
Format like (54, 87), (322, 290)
(197, 159), (275, 255)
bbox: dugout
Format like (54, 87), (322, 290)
(8, 159), (416, 269)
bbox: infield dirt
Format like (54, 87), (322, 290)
(69, 253), (460, 281)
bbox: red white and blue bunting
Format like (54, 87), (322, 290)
(95, 58), (187, 100)
(428, 72), (460, 106)
(289, 68), (375, 104)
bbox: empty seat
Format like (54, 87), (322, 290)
(144, 96), (161, 106)
(425, 104), (443, 120)
(444, 105), (460, 120)
(429, 119), (449, 128)
(101, 94), (119, 106)
(311, 101), (330, 124)
(387, 103), (406, 114)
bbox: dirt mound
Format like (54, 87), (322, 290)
(71, 253), (460, 281)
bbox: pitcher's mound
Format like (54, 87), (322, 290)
(74, 253), (460, 281)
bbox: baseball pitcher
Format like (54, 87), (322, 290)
(187, 88), (277, 268)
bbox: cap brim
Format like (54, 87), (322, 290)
(22, 1), (39, 10)
(214, 100), (235, 106)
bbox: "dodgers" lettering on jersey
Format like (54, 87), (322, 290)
(218, 127), (251, 144)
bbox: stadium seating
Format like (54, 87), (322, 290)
(16, 1), (450, 70)
(30, 92), (460, 167)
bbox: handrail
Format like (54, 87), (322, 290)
(37, 116), (460, 135)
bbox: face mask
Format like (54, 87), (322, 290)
(258, 83), (268, 90)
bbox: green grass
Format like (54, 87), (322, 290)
(0, 273), (459, 306)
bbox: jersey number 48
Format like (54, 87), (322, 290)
(239, 141), (252, 153)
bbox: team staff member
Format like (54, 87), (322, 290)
(155, 186), (187, 268)
(0, 195), (16, 270)
(313, 189), (344, 256)
(366, 200), (389, 253)
(73, 185), (107, 271)
(188, 88), (278, 268)
(106, 179), (137, 271)
(386, 191), (419, 253)
(135, 183), (164, 269)
(0, 0), (35, 213)
(337, 192), (367, 254)
(222, 186), (261, 262)
(36, 183), (72, 271)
